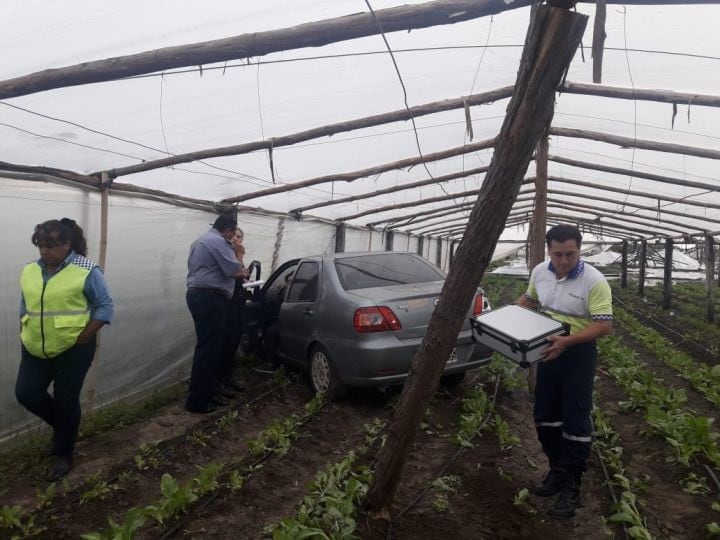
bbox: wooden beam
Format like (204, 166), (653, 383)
(638, 238), (647, 296)
(334, 223), (346, 253)
(663, 237), (673, 309)
(548, 175), (720, 212)
(591, 0), (607, 83)
(550, 127), (720, 160)
(548, 155), (720, 193)
(561, 81), (720, 108)
(222, 137), (495, 204)
(546, 218), (636, 240)
(418, 202), (537, 235)
(290, 166), (489, 215)
(345, 184), (536, 223)
(365, 6), (588, 511)
(547, 212), (653, 237)
(0, 0), (533, 101)
(621, 240), (628, 288)
(705, 233), (715, 322)
(545, 189), (720, 227)
(529, 132), (549, 270)
(105, 88), (512, 180)
(547, 199), (702, 235)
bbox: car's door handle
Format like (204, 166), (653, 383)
(303, 309), (314, 317)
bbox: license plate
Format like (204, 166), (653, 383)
(446, 348), (458, 365)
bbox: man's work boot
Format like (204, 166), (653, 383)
(533, 467), (565, 497)
(217, 385), (238, 399)
(48, 454), (73, 482)
(548, 475), (581, 519)
(223, 377), (245, 392)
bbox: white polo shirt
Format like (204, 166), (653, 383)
(525, 259), (613, 335)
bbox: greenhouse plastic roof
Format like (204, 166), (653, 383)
(2, 0), (720, 241)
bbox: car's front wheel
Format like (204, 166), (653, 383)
(309, 345), (347, 401)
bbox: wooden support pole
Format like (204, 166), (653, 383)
(591, 0), (607, 83)
(364, 6), (588, 512)
(385, 230), (394, 251)
(85, 172), (110, 410)
(663, 237), (673, 310)
(638, 238), (647, 297)
(706, 233), (716, 322)
(435, 239), (442, 267)
(529, 132), (549, 269)
(621, 240), (628, 289)
(449, 241), (457, 267)
(270, 217), (286, 273)
(334, 223), (346, 253)
(550, 127), (720, 161)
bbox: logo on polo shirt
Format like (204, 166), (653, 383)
(568, 291), (585, 301)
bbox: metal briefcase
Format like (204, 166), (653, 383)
(470, 304), (570, 368)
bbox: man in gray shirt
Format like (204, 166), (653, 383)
(185, 214), (248, 413)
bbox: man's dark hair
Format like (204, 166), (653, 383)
(546, 224), (582, 248)
(213, 214), (237, 232)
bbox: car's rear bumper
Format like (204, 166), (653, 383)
(324, 329), (493, 387)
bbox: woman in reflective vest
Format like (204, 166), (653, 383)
(15, 218), (113, 481)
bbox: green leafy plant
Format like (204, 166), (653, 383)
(35, 482), (56, 510)
(193, 463), (224, 496)
(494, 415), (520, 450)
(143, 473), (198, 526)
(80, 473), (116, 505)
(80, 508), (147, 540)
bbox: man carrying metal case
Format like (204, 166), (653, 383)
(516, 224), (613, 519)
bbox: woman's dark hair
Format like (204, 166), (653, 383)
(31, 218), (88, 256)
(545, 224), (582, 249)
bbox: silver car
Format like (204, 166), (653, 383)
(246, 251), (492, 399)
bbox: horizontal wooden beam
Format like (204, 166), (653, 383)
(290, 165), (490, 216)
(105, 87), (512, 179)
(222, 137), (495, 204)
(548, 155), (720, 193)
(413, 199), (536, 235)
(0, 0), (531, 101)
(548, 175), (720, 212)
(561, 81), (720, 108)
(550, 127), (720, 160)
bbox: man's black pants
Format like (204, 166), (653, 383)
(533, 341), (597, 479)
(15, 339), (96, 457)
(186, 289), (232, 409)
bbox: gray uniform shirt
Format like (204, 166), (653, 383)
(186, 228), (241, 297)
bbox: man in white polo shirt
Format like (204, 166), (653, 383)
(517, 224), (613, 519)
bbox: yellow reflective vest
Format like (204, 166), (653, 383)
(20, 260), (92, 358)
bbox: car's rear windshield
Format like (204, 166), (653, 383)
(335, 253), (444, 290)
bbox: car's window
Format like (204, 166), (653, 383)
(264, 263), (298, 305)
(335, 253), (444, 290)
(285, 261), (319, 303)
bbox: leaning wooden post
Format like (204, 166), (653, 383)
(662, 237), (673, 310)
(85, 171), (110, 410)
(364, 5), (588, 512)
(527, 130), (549, 395)
(621, 240), (628, 289)
(705, 233), (715, 322)
(638, 238), (647, 297)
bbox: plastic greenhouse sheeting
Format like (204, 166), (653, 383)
(2, 1), (720, 440)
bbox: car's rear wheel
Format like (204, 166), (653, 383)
(309, 345), (346, 400)
(441, 372), (466, 389)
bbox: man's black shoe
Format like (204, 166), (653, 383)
(48, 455), (73, 482)
(185, 403), (218, 414)
(217, 385), (238, 398)
(548, 477), (581, 519)
(251, 361), (279, 375)
(211, 395), (231, 406)
(223, 378), (245, 392)
(533, 468), (565, 497)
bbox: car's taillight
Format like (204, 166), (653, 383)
(353, 306), (402, 333)
(472, 294), (484, 316)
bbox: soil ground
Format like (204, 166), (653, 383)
(1, 276), (718, 539)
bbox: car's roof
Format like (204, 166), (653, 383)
(299, 251), (419, 262)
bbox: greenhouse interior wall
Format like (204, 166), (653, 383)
(0, 176), (460, 443)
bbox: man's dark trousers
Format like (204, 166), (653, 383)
(186, 289), (231, 409)
(533, 341), (597, 479)
(15, 338), (96, 457)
